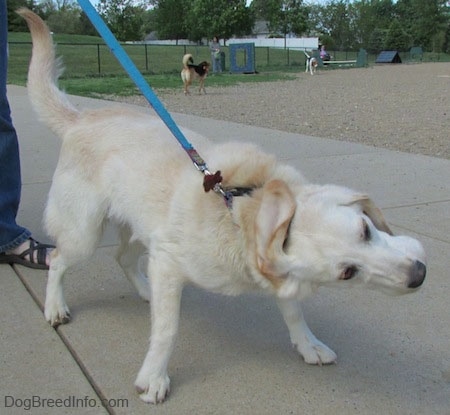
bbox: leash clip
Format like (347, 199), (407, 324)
(202, 170), (234, 208)
(203, 170), (222, 192)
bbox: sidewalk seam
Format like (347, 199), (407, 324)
(11, 265), (116, 415)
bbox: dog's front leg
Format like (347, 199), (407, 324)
(277, 298), (337, 365)
(135, 256), (183, 404)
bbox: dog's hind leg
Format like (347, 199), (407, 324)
(44, 185), (106, 326)
(45, 230), (102, 327)
(116, 226), (150, 301)
(183, 73), (191, 95)
(277, 298), (337, 365)
(44, 250), (71, 327)
(44, 223), (104, 326)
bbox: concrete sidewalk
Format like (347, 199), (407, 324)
(1, 85), (449, 415)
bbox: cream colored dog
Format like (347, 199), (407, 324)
(19, 9), (427, 405)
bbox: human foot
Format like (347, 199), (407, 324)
(0, 238), (54, 270)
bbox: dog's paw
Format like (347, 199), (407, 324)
(44, 303), (71, 327)
(135, 375), (170, 404)
(296, 340), (337, 366)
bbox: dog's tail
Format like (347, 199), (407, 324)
(17, 8), (79, 137)
(182, 53), (194, 69)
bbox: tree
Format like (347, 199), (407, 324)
(153, 0), (188, 42)
(46, 7), (81, 34)
(282, 1), (308, 37)
(218, 0), (254, 39)
(351, 0), (395, 48)
(384, 19), (410, 51)
(444, 22), (450, 53)
(395, 0), (447, 50)
(7, 0), (37, 31)
(184, 0), (253, 43)
(79, 11), (99, 37)
(250, 0), (308, 37)
(305, 0), (450, 52)
(250, 0), (282, 34)
(98, 0), (147, 41)
(367, 27), (387, 53)
(319, 0), (354, 50)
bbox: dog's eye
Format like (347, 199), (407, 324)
(362, 220), (371, 241)
(340, 265), (358, 280)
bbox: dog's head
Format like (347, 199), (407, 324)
(244, 180), (426, 299)
(199, 61), (210, 73)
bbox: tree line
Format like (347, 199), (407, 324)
(7, 0), (450, 53)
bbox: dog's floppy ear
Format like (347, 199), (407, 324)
(255, 180), (296, 285)
(347, 195), (393, 235)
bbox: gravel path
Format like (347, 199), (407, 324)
(114, 62), (450, 159)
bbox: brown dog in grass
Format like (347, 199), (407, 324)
(181, 53), (210, 95)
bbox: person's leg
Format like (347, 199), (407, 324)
(0, 0), (51, 269)
(0, 0), (31, 253)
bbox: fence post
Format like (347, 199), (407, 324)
(97, 43), (101, 74)
(145, 43), (148, 71)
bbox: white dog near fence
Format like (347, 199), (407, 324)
(304, 51), (318, 75)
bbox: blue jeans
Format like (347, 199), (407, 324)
(0, 0), (31, 252)
(211, 54), (222, 73)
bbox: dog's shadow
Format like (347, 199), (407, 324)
(171, 286), (443, 407)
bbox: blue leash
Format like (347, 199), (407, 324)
(77, 0), (227, 197)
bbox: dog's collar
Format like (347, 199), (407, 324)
(202, 170), (254, 209)
(220, 186), (255, 209)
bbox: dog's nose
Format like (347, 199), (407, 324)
(407, 260), (426, 289)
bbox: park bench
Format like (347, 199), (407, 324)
(323, 60), (357, 67)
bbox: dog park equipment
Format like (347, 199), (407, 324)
(229, 43), (256, 73)
(376, 51), (402, 64)
(318, 49), (368, 69)
(409, 47), (424, 62)
(323, 49), (368, 68)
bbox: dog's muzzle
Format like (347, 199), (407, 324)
(408, 260), (426, 289)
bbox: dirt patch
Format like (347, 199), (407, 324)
(113, 62), (450, 159)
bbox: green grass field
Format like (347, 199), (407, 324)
(7, 33), (303, 96)
(7, 31), (450, 98)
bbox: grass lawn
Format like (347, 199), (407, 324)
(7, 31), (450, 98)
(7, 32), (299, 97)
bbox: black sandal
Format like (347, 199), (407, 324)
(0, 237), (54, 270)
